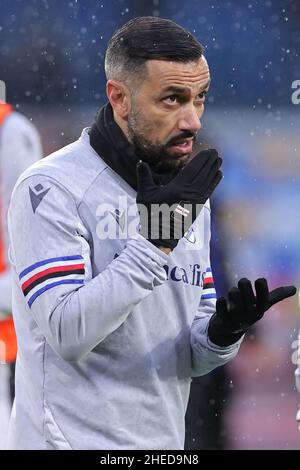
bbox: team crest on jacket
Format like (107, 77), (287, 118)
(184, 227), (196, 244)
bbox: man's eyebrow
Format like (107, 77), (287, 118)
(161, 80), (211, 95)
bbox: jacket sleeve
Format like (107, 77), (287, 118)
(0, 112), (42, 316)
(190, 203), (244, 377)
(8, 174), (168, 362)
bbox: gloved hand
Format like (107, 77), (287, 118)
(136, 149), (222, 250)
(208, 278), (297, 346)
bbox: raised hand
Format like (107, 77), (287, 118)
(208, 278), (297, 347)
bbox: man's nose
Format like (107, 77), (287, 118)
(177, 107), (202, 133)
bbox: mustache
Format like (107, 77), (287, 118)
(167, 131), (197, 146)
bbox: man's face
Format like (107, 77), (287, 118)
(127, 56), (210, 172)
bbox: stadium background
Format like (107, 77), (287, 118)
(0, 0), (299, 449)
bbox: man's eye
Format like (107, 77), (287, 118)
(164, 95), (178, 104)
(163, 91), (208, 104)
(198, 91), (208, 100)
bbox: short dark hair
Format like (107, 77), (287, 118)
(105, 17), (204, 88)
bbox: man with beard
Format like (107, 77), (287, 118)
(7, 17), (296, 450)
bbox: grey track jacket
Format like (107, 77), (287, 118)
(7, 128), (242, 450)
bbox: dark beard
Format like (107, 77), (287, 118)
(128, 126), (196, 173)
(131, 135), (188, 173)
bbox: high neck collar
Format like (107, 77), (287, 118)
(89, 102), (179, 191)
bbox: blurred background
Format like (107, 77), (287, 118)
(0, 0), (299, 449)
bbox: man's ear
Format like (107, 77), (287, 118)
(106, 80), (131, 118)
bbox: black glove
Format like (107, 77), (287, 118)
(136, 149), (222, 250)
(208, 278), (297, 347)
